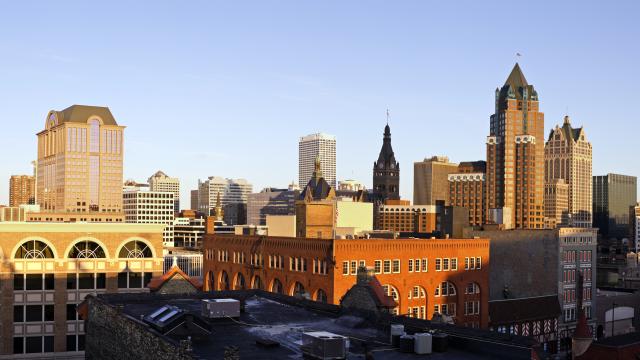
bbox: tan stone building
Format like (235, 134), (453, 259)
(486, 63), (545, 229)
(545, 116), (593, 228)
(377, 201), (439, 233)
(0, 222), (164, 358)
(414, 156), (458, 206)
(448, 161), (486, 226)
(9, 175), (35, 207)
(544, 179), (570, 228)
(296, 157), (336, 239)
(36, 105), (125, 221)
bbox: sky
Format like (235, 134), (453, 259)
(1, 1), (639, 206)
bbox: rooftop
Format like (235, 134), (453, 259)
(86, 291), (542, 360)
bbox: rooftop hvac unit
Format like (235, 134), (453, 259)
(201, 299), (240, 319)
(301, 331), (347, 360)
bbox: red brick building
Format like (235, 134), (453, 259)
(203, 235), (490, 328)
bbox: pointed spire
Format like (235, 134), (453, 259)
(564, 115), (571, 125)
(312, 155), (323, 180)
(504, 63), (528, 87)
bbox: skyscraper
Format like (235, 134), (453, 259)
(148, 170), (181, 212)
(592, 174), (637, 239)
(299, 133), (336, 188)
(123, 188), (175, 247)
(414, 156), (458, 206)
(9, 175), (35, 206)
(36, 105), (124, 218)
(544, 116), (593, 227)
(197, 177), (253, 215)
(373, 123), (400, 202)
(486, 64), (545, 229)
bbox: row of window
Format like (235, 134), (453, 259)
(464, 301), (480, 315)
(15, 272), (150, 290)
(13, 239), (153, 259)
(562, 250), (592, 263)
(13, 305), (55, 323)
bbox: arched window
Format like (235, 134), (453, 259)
(220, 271), (230, 290)
(409, 285), (426, 299)
(382, 284), (400, 315)
(234, 273), (246, 290)
(271, 278), (283, 294)
(205, 271), (215, 292)
(252, 276), (263, 290)
(435, 281), (457, 297)
(292, 282), (305, 296)
(316, 289), (328, 303)
(465, 283), (480, 295)
(15, 240), (54, 259)
(118, 241), (152, 258)
(68, 240), (106, 258)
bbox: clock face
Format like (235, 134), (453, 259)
(378, 163), (384, 169)
(390, 163), (395, 169)
(48, 114), (56, 127)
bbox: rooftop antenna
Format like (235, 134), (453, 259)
(515, 52), (522, 63)
(386, 108), (390, 125)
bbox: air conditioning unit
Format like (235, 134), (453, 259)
(201, 299), (240, 319)
(301, 331), (347, 360)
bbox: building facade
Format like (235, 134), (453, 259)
(173, 216), (205, 248)
(634, 204), (640, 253)
(203, 235), (490, 328)
(123, 189), (175, 248)
(414, 156), (458, 206)
(544, 179), (570, 228)
(448, 161), (486, 227)
(246, 187), (298, 226)
(0, 222), (164, 358)
(9, 175), (35, 207)
(337, 180), (366, 192)
(148, 171), (180, 212)
(377, 203), (439, 234)
(37, 105), (124, 217)
(545, 116), (593, 228)
(593, 173), (637, 240)
(298, 133), (336, 188)
(485, 64), (545, 229)
(196, 177), (252, 216)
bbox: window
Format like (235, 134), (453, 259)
(465, 283), (480, 295)
(451, 258), (458, 271)
(15, 240), (54, 259)
(408, 259), (414, 272)
(358, 260), (366, 269)
(443, 258), (449, 271)
(422, 258), (428, 272)
(14, 306), (24, 322)
(67, 304), (77, 321)
(392, 259), (400, 273)
(476, 257), (482, 269)
(374, 260), (382, 274)
(469, 257), (475, 269)
(118, 240), (152, 258)
(383, 260), (391, 274)
(342, 261), (349, 275)
(350, 261), (357, 275)
(117, 272), (152, 288)
(68, 240), (105, 258)
(435, 258), (442, 271)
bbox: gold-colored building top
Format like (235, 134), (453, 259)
(36, 105), (125, 215)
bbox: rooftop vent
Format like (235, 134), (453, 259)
(301, 331), (347, 360)
(202, 299), (240, 319)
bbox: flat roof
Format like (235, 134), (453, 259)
(94, 291), (539, 360)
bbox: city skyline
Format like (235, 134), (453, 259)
(1, 2), (640, 206)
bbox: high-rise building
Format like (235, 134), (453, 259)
(633, 204), (640, 253)
(36, 105), (124, 218)
(338, 180), (366, 192)
(544, 179), (570, 228)
(190, 189), (199, 210)
(0, 222), (163, 358)
(9, 175), (35, 206)
(414, 156), (458, 206)
(448, 161), (486, 227)
(123, 188), (175, 247)
(485, 64), (545, 229)
(298, 133), (336, 188)
(373, 123), (400, 202)
(593, 174), (637, 239)
(545, 116), (593, 227)
(148, 171), (180, 212)
(197, 177), (253, 215)
(247, 187), (299, 226)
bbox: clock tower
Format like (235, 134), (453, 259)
(373, 123), (400, 202)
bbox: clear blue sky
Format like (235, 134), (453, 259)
(1, 1), (639, 206)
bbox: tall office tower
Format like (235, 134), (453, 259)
(190, 189), (199, 211)
(197, 177), (253, 214)
(123, 188), (175, 247)
(36, 105), (124, 217)
(544, 179), (570, 228)
(148, 170), (180, 212)
(9, 175), (35, 206)
(593, 174), (637, 239)
(545, 116), (593, 227)
(486, 64), (545, 229)
(633, 203), (640, 253)
(299, 133), (336, 188)
(448, 161), (486, 226)
(247, 187), (299, 226)
(373, 123), (400, 202)
(414, 156), (458, 205)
